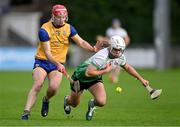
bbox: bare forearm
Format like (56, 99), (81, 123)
(124, 64), (155, 94)
(72, 35), (97, 52)
(85, 64), (111, 77)
(80, 40), (95, 52)
(86, 69), (107, 77)
(124, 64), (144, 82)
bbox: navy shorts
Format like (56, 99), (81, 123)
(33, 58), (58, 73)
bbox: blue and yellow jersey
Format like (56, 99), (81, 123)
(35, 21), (77, 63)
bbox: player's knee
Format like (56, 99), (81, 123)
(33, 83), (43, 92)
(48, 85), (59, 94)
(34, 78), (44, 85)
(71, 102), (79, 107)
(96, 99), (106, 107)
(71, 100), (80, 107)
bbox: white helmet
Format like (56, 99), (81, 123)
(109, 35), (126, 58)
(110, 35), (125, 50)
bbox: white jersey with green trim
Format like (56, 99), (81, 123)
(72, 48), (126, 83)
(88, 48), (126, 70)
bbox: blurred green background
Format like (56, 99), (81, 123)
(2, 0), (180, 44)
(46, 0), (180, 44)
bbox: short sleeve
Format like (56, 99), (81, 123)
(70, 25), (78, 37)
(90, 55), (106, 69)
(88, 48), (109, 69)
(38, 28), (50, 42)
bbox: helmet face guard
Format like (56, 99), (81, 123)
(51, 5), (68, 26)
(109, 35), (126, 58)
(109, 48), (124, 58)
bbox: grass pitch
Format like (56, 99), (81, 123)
(0, 68), (180, 126)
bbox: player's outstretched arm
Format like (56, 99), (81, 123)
(71, 34), (102, 52)
(122, 63), (149, 86)
(122, 63), (162, 100)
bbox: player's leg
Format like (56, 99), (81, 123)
(64, 90), (83, 114)
(86, 82), (106, 120)
(21, 67), (47, 120)
(41, 70), (62, 117)
(109, 66), (121, 83)
(46, 70), (62, 100)
(89, 82), (106, 107)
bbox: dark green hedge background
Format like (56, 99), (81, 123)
(47, 0), (179, 44)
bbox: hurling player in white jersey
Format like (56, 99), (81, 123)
(106, 19), (130, 83)
(63, 35), (162, 121)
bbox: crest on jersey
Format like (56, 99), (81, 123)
(55, 30), (60, 36)
(62, 31), (67, 36)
